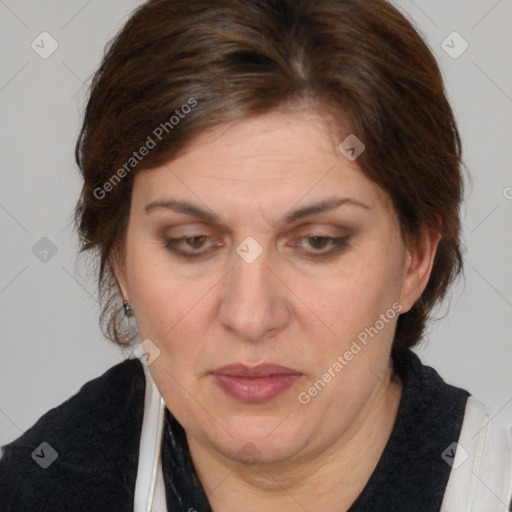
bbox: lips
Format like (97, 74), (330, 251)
(213, 364), (301, 378)
(211, 364), (303, 403)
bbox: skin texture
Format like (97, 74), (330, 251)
(115, 108), (440, 511)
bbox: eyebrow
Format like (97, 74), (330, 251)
(144, 196), (370, 225)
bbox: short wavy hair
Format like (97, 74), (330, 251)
(74, 0), (465, 356)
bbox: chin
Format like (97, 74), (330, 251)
(228, 437), (303, 467)
(208, 414), (310, 465)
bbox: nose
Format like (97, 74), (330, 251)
(217, 242), (292, 343)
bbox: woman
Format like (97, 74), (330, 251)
(1, 0), (511, 510)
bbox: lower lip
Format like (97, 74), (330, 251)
(212, 374), (303, 403)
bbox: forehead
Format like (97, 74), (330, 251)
(131, 109), (393, 224)
(168, 108), (347, 174)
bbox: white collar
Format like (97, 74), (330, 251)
(133, 360), (167, 512)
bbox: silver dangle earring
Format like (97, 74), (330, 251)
(122, 300), (134, 317)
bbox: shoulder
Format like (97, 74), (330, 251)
(0, 357), (145, 512)
(441, 396), (512, 511)
(397, 350), (512, 510)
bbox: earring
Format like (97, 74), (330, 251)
(122, 300), (134, 317)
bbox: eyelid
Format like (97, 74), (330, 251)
(162, 231), (352, 262)
(161, 224), (352, 243)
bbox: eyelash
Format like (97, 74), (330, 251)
(163, 234), (350, 260)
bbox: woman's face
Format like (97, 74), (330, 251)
(117, 108), (433, 466)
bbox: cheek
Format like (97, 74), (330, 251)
(293, 272), (402, 430)
(124, 239), (191, 344)
(306, 250), (404, 343)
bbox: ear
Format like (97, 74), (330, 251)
(399, 227), (441, 314)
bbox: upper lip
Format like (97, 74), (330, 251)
(211, 364), (302, 378)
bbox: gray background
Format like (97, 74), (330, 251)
(1, 0), (511, 448)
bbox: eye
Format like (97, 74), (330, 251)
(294, 235), (350, 259)
(162, 232), (350, 261)
(163, 234), (218, 259)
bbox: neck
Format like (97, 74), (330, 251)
(187, 363), (402, 512)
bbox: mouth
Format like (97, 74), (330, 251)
(210, 364), (304, 403)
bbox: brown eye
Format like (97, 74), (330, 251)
(305, 236), (332, 250)
(295, 235), (350, 259)
(184, 235), (208, 249)
(163, 234), (216, 258)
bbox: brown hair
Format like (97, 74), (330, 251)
(74, 0), (464, 355)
